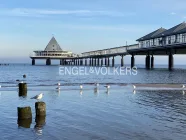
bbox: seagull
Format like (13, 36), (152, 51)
(57, 82), (60, 86)
(133, 85), (136, 89)
(56, 87), (60, 90)
(23, 74), (26, 78)
(104, 85), (110, 90)
(80, 85), (83, 90)
(182, 85), (185, 89)
(95, 83), (99, 87)
(31, 93), (43, 100)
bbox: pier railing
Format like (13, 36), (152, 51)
(81, 44), (139, 57)
(30, 51), (75, 58)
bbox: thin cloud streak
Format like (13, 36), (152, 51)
(0, 8), (136, 17)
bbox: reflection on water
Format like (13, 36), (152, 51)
(79, 89), (83, 95)
(183, 90), (185, 95)
(34, 116), (46, 136)
(94, 88), (99, 94)
(0, 89), (186, 140)
(133, 90), (136, 94)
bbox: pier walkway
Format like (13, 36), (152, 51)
(30, 22), (186, 70)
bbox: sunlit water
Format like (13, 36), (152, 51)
(0, 64), (186, 140)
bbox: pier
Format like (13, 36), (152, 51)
(30, 22), (186, 70)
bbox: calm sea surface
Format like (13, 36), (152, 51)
(0, 64), (186, 140)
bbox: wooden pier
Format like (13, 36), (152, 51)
(30, 22), (186, 70)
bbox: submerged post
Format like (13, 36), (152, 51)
(19, 83), (27, 97)
(17, 106), (32, 128)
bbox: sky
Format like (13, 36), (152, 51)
(0, 0), (186, 64)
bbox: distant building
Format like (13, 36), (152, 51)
(137, 22), (186, 48)
(30, 37), (73, 58)
(30, 37), (77, 65)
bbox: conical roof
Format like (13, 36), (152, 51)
(44, 37), (62, 51)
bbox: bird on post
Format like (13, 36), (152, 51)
(80, 84), (83, 90)
(95, 83), (99, 88)
(104, 85), (110, 90)
(31, 93), (43, 100)
(23, 74), (26, 78)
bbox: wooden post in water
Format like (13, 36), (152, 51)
(19, 83), (27, 97)
(17, 106), (32, 128)
(35, 102), (46, 116)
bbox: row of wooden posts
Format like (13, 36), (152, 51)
(18, 83), (46, 128)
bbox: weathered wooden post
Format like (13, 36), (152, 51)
(35, 102), (46, 129)
(17, 106), (32, 128)
(19, 83), (27, 97)
(35, 102), (46, 116)
(35, 115), (46, 128)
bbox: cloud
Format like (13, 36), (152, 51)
(0, 8), (136, 18)
(170, 12), (176, 15)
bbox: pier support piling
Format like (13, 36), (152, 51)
(32, 59), (35, 65)
(151, 55), (154, 69)
(131, 55), (135, 68)
(97, 58), (100, 66)
(121, 55), (124, 67)
(107, 57), (110, 67)
(85, 59), (87, 66)
(94, 58), (97, 66)
(91, 58), (94, 66)
(101, 58), (103, 66)
(112, 56), (115, 67)
(168, 54), (174, 70)
(105, 58), (107, 66)
(145, 55), (150, 69)
(46, 59), (51, 65)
